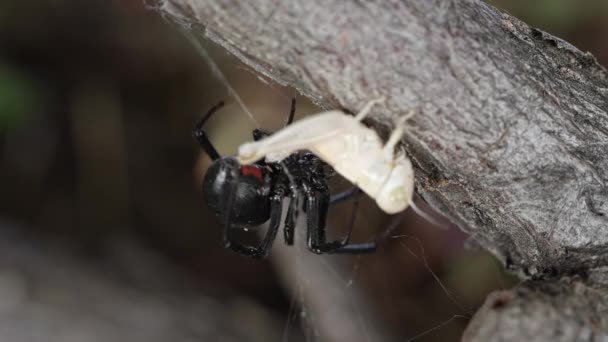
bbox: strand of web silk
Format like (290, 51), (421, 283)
(181, 28), (261, 127)
(404, 315), (469, 342)
(409, 201), (447, 229)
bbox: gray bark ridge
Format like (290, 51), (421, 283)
(158, 0), (608, 279)
(463, 279), (608, 341)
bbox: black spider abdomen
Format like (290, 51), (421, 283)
(202, 157), (271, 226)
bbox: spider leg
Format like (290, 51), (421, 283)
(303, 183), (375, 254)
(329, 187), (360, 205)
(283, 195), (298, 245)
(251, 97), (296, 141)
(328, 187), (377, 252)
(253, 128), (272, 141)
(284, 97), (296, 126)
(193, 101), (225, 160)
(221, 173), (284, 259)
(332, 192), (377, 253)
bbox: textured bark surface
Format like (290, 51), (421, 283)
(157, 0), (608, 278)
(463, 279), (608, 341)
(155, 0), (608, 340)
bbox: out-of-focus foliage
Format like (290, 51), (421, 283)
(492, 0), (608, 31)
(490, 0), (608, 65)
(0, 62), (39, 128)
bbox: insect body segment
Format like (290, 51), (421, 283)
(237, 98), (414, 214)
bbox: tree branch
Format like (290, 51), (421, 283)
(155, 0), (608, 340)
(158, 0), (608, 277)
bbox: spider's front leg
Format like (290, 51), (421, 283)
(193, 101), (225, 160)
(251, 97), (297, 142)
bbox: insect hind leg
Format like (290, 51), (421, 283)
(383, 108), (416, 157)
(354, 97), (386, 121)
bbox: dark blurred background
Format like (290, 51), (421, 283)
(0, 1), (605, 341)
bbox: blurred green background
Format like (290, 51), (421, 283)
(0, 1), (605, 341)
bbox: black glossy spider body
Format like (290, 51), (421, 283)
(193, 99), (376, 258)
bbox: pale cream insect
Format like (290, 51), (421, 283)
(237, 98), (415, 215)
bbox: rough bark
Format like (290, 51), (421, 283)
(463, 279), (608, 341)
(157, 0), (608, 278)
(155, 0), (608, 340)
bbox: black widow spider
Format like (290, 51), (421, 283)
(193, 99), (377, 258)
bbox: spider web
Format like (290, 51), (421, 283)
(274, 201), (473, 342)
(175, 23), (512, 342)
